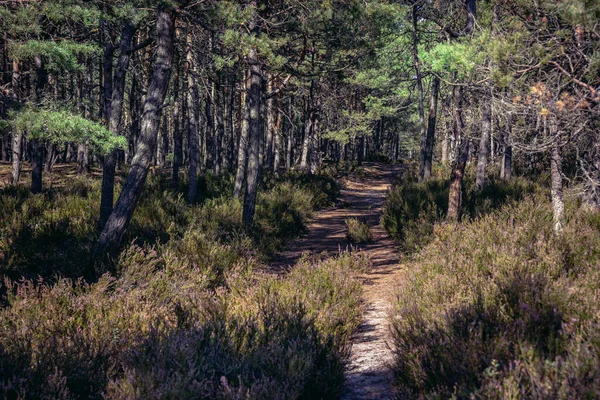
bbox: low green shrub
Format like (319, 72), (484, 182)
(345, 217), (373, 243)
(389, 198), (600, 399)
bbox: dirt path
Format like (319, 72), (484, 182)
(272, 162), (406, 399)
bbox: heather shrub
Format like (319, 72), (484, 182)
(0, 177), (101, 279)
(0, 164), (354, 399)
(345, 217), (372, 243)
(381, 168), (544, 253)
(0, 248), (364, 399)
(389, 198), (600, 398)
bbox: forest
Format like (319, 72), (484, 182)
(0, 0), (599, 398)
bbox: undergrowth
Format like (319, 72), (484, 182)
(388, 190), (600, 398)
(381, 166), (545, 253)
(0, 164), (359, 399)
(345, 217), (372, 244)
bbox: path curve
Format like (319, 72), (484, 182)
(272, 162), (406, 399)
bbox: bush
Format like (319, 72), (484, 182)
(381, 167), (544, 253)
(389, 198), (600, 399)
(0, 251), (365, 399)
(0, 165), (356, 399)
(345, 217), (372, 243)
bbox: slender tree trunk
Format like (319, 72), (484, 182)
(31, 55), (47, 193)
(99, 22), (135, 228)
(273, 106), (282, 172)
(549, 117), (565, 233)
(412, 8), (428, 182)
(30, 140), (43, 194)
(11, 59), (22, 184)
(187, 32), (200, 203)
(423, 76), (440, 178)
(215, 77), (224, 175)
(171, 47), (181, 189)
(475, 102), (491, 190)
(242, 4), (262, 225)
(265, 75), (274, 170)
(447, 87), (467, 221)
(11, 131), (22, 184)
(501, 114), (513, 180)
(96, 5), (175, 254)
(233, 77), (249, 198)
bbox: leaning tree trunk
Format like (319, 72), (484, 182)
(99, 22), (135, 228)
(475, 102), (492, 190)
(549, 116), (565, 233)
(96, 5), (175, 255)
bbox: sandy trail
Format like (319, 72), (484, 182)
(272, 162), (406, 399)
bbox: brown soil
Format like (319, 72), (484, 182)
(271, 162), (406, 399)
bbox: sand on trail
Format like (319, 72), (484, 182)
(271, 162), (406, 399)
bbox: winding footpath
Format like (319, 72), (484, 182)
(272, 163), (406, 399)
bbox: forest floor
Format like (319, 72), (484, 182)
(272, 162), (406, 399)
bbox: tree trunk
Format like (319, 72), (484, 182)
(11, 59), (22, 184)
(501, 114), (513, 180)
(265, 75), (274, 170)
(172, 51), (182, 189)
(31, 54), (47, 193)
(475, 102), (491, 190)
(286, 96), (294, 170)
(447, 87), (467, 221)
(300, 82), (314, 170)
(187, 32), (200, 203)
(99, 22), (135, 228)
(215, 77), (224, 175)
(273, 107), (282, 172)
(233, 77), (249, 199)
(242, 4), (263, 226)
(412, 8), (428, 182)
(550, 117), (564, 233)
(423, 76), (440, 178)
(31, 140), (43, 194)
(96, 5), (175, 255)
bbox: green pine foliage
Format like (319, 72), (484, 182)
(8, 107), (126, 154)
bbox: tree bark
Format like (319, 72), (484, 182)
(447, 87), (467, 221)
(187, 32), (200, 203)
(99, 22), (135, 229)
(475, 102), (491, 190)
(233, 76), (249, 199)
(172, 51), (182, 189)
(242, 3), (263, 225)
(31, 54), (47, 193)
(286, 97), (294, 170)
(423, 76), (440, 178)
(30, 140), (43, 194)
(412, 7), (428, 182)
(11, 59), (22, 184)
(96, 5), (175, 255)
(501, 114), (513, 180)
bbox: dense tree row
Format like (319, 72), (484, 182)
(1, 0), (598, 251)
